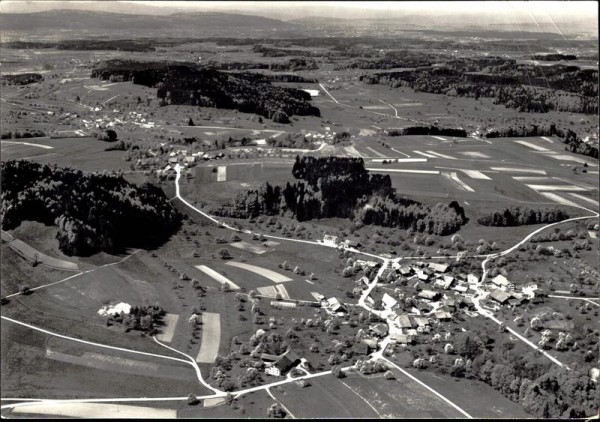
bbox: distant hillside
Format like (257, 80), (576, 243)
(1, 10), (310, 40)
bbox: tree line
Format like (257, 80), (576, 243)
(477, 206), (569, 227)
(1, 160), (181, 256)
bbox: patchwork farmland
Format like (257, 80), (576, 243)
(1, 3), (598, 419)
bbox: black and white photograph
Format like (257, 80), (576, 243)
(0, 0), (598, 418)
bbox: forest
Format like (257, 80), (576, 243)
(91, 60), (320, 122)
(360, 58), (598, 115)
(0, 160), (181, 256)
(477, 206), (569, 227)
(212, 156), (467, 235)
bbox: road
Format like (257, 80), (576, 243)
(318, 83), (339, 104)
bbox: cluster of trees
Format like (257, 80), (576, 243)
(1, 130), (46, 139)
(91, 60), (320, 122)
(212, 156), (466, 235)
(355, 196), (467, 235)
(561, 129), (599, 159)
(3, 39), (159, 52)
(266, 133), (317, 150)
(360, 58), (598, 115)
(386, 126), (467, 137)
(0, 160), (181, 256)
(107, 305), (165, 334)
(477, 206), (569, 227)
(531, 54), (577, 61)
(449, 332), (597, 418)
(0, 73), (43, 86)
(213, 60), (318, 74)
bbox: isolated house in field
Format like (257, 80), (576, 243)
(429, 262), (449, 273)
(265, 351), (301, 377)
(491, 274), (510, 288)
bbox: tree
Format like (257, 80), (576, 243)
(188, 117), (195, 126)
(267, 402), (286, 418)
(219, 248), (231, 259)
(187, 394), (200, 405)
(331, 365), (345, 378)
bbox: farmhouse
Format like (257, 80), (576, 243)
(382, 293), (398, 309)
(489, 289), (512, 304)
(429, 262), (449, 273)
(395, 313), (415, 329)
(417, 271), (430, 281)
(491, 274), (510, 288)
(322, 234), (338, 246)
(467, 274), (479, 284)
(265, 351), (301, 377)
(418, 290), (440, 301)
(370, 323), (389, 337)
(326, 297), (347, 314)
(270, 301), (297, 309)
(434, 311), (453, 321)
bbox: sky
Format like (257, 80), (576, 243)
(1, 1), (598, 24)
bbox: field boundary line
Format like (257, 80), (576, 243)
(339, 380), (382, 417)
(380, 357), (473, 419)
(1, 316), (190, 366)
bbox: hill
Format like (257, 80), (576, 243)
(1, 10), (310, 40)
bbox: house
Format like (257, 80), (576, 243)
(184, 156), (196, 166)
(434, 311), (453, 321)
(467, 274), (479, 284)
(168, 157), (179, 164)
(344, 240), (360, 248)
(354, 342), (371, 356)
(489, 289), (512, 304)
(491, 274), (510, 288)
(382, 293), (398, 310)
(370, 323), (389, 337)
(453, 284), (468, 293)
(429, 262), (449, 273)
(435, 276), (454, 290)
(260, 353), (280, 362)
(391, 333), (415, 345)
(326, 297), (346, 313)
(418, 290), (440, 301)
(395, 313), (415, 329)
(417, 271), (430, 281)
(399, 266), (412, 276)
(270, 301), (297, 309)
(266, 351), (301, 376)
(322, 234), (338, 246)
(413, 316), (430, 327)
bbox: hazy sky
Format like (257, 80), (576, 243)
(1, 1), (598, 23)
